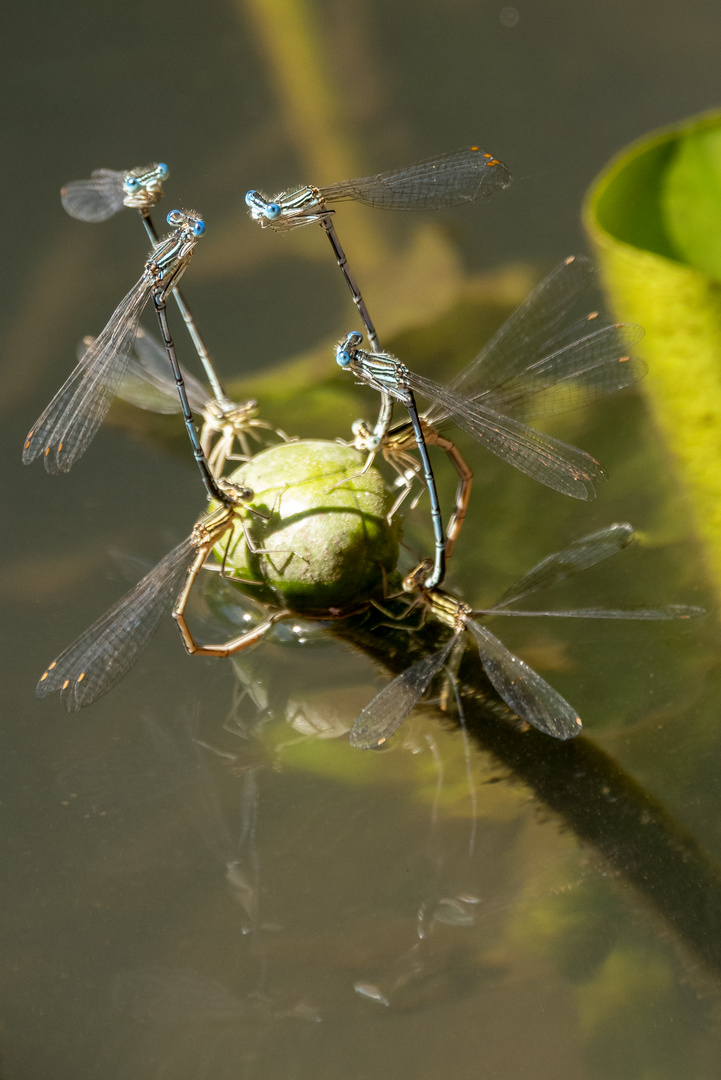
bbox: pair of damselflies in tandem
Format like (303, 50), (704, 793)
(37, 518), (702, 752)
(61, 160), (286, 477)
(61, 161), (229, 406)
(246, 145), (512, 439)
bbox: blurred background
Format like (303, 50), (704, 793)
(3, 1), (721, 1077)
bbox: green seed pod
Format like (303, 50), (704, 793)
(211, 440), (401, 614)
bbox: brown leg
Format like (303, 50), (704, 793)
(173, 544), (291, 657)
(428, 433), (473, 559)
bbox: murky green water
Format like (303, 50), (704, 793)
(4, 1), (721, 1077)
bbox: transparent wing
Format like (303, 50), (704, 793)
(60, 169), (126, 222)
(488, 324), (646, 420)
(424, 256), (645, 423)
(349, 636), (457, 749)
(320, 147), (511, 210)
(36, 537), (194, 711)
(408, 371), (604, 500)
(23, 279), (149, 473)
(478, 605), (705, 620)
(466, 620), (582, 740)
(492, 523), (635, 608)
(118, 326), (209, 414)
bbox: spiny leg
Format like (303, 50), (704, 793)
(325, 449), (377, 494)
(173, 543), (292, 657)
(426, 432), (473, 559)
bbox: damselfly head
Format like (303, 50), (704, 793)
(351, 418), (381, 451)
(122, 163), (168, 204)
(166, 208), (206, 237)
(244, 190), (280, 221)
(218, 478), (254, 504)
(336, 331), (364, 368)
(402, 560), (434, 593)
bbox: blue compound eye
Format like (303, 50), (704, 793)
(125, 177), (140, 192)
(244, 190), (256, 207)
(192, 219), (206, 237)
(265, 202), (281, 220)
(157, 163), (169, 178)
(336, 349), (351, 368)
(166, 209), (181, 225)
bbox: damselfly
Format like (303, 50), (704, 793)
(36, 482), (290, 712)
(61, 162), (168, 224)
(336, 332), (446, 589)
(246, 146), (511, 439)
(349, 255), (647, 558)
(82, 326), (290, 475)
(23, 209), (226, 498)
(350, 524), (704, 748)
(61, 162), (228, 405)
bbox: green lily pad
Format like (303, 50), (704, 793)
(584, 109), (721, 602)
(662, 122), (721, 279)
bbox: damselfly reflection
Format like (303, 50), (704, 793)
(81, 326), (290, 475)
(247, 146), (512, 438)
(350, 524), (704, 749)
(349, 255), (646, 558)
(36, 484), (292, 711)
(61, 161), (228, 404)
(24, 209), (207, 475)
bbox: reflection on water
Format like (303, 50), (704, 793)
(38, 649), (721, 1079)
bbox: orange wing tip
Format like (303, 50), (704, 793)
(39, 671), (48, 682)
(484, 158), (501, 167)
(575, 717), (582, 727)
(62, 679), (70, 690)
(77, 672), (85, 683)
(564, 255), (576, 265)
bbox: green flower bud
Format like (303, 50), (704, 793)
(211, 440), (401, 614)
